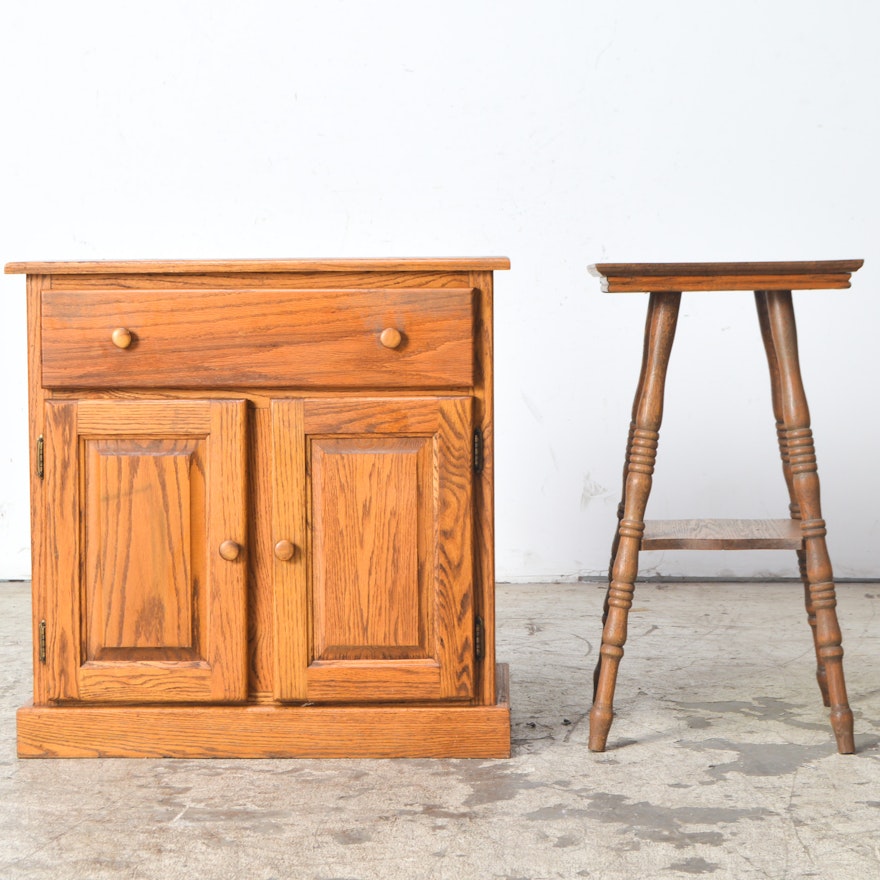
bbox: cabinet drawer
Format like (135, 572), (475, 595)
(41, 287), (475, 388)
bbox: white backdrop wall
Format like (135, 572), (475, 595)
(1, 1), (878, 581)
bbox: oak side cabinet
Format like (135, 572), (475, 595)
(7, 258), (511, 758)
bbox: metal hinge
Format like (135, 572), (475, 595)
(37, 435), (44, 479)
(38, 620), (47, 663)
(474, 615), (485, 662)
(472, 429), (484, 474)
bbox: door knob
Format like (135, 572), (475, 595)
(218, 540), (242, 561)
(111, 327), (133, 349)
(274, 539), (296, 561)
(379, 327), (402, 349)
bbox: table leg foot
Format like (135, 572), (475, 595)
(830, 708), (855, 754)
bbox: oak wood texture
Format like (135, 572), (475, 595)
(16, 665), (510, 758)
(590, 291), (681, 751)
(41, 287), (476, 388)
(38, 271), (479, 292)
(642, 518), (804, 550)
(466, 270), (498, 707)
(7, 257), (511, 275)
(589, 260), (863, 293)
(272, 397), (474, 703)
(756, 289), (853, 752)
(247, 407), (275, 698)
(26, 275), (50, 705)
(755, 293), (829, 708)
(16, 258), (508, 758)
(42, 399), (249, 704)
(589, 261), (860, 755)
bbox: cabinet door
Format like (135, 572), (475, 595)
(272, 397), (474, 703)
(42, 399), (248, 703)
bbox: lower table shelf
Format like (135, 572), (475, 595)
(642, 518), (804, 550)
(17, 666), (511, 759)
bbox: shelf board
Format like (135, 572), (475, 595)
(641, 519), (803, 550)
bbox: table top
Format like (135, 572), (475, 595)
(4, 257), (511, 275)
(589, 260), (863, 293)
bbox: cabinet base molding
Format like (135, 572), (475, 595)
(18, 666), (510, 759)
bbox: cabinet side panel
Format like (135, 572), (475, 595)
(470, 271), (496, 705)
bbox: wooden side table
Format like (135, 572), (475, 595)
(587, 260), (863, 754)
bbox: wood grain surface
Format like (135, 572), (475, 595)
(43, 399), (249, 704)
(7, 257), (511, 274)
(273, 397), (474, 704)
(42, 271), (476, 292)
(590, 260), (863, 293)
(269, 399), (308, 701)
(588, 266), (858, 755)
(26, 275), (49, 704)
(17, 259), (508, 757)
(41, 287), (476, 389)
(310, 436), (426, 659)
(590, 291), (682, 752)
(469, 270), (497, 706)
(16, 664), (510, 758)
(84, 437), (200, 655)
(641, 518), (804, 550)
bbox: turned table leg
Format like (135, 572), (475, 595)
(589, 291), (681, 752)
(594, 296), (656, 702)
(755, 293), (829, 706)
(762, 290), (854, 754)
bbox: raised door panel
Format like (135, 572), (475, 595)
(311, 436), (429, 661)
(84, 437), (202, 661)
(43, 399), (248, 703)
(272, 397), (474, 703)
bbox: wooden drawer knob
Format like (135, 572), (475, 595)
(218, 540), (242, 561)
(111, 327), (133, 349)
(379, 327), (402, 349)
(274, 539), (296, 561)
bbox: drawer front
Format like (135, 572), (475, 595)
(42, 288), (475, 388)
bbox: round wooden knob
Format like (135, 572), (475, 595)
(274, 539), (296, 561)
(218, 540), (242, 561)
(111, 327), (133, 349)
(379, 327), (402, 349)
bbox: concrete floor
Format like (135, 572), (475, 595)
(1, 580), (878, 880)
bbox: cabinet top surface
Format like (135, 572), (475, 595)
(5, 257), (510, 275)
(589, 260), (863, 292)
